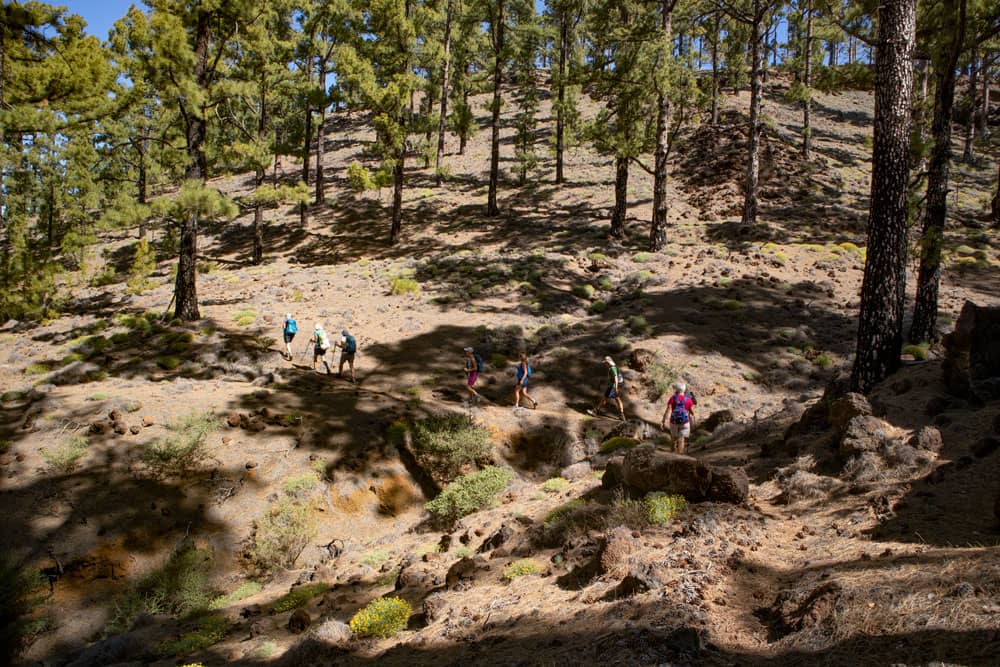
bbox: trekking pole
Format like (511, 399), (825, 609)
(298, 343), (310, 363)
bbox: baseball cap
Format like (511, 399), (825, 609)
(604, 356), (614, 365)
(463, 346), (474, 353)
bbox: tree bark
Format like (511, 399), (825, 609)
(390, 149), (404, 243)
(610, 156), (628, 239)
(138, 123), (149, 239)
(992, 162), (1000, 227)
(555, 15), (567, 184)
(850, 0), (916, 393)
(828, 40), (837, 67)
(962, 50), (977, 164)
(486, 0), (505, 217)
(174, 9), (210, 322)
(253, 63), (267, 266)
(315, 51), (327, 205)
(910, 0), (965, 344)
(979, 55), (991, 140)
(435, 0), (453, 184)
(649, 1), (674, 252)
(801, 1), (813, 158)
(741, 1), (764, 226)
(710, 12), (720, 126)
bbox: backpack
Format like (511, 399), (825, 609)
(517, 362), (533, 380)
(317, 330), (330, 350)
(670, 395), (690, 424)
(344, 335), (357, 354)
(474, 353), (484, 373)
(285, 318), (297, 334)
(610, 365), (624, 387)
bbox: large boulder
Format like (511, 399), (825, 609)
(839, 415), (891, 459)
(943, 301), (1000, 401)
(908, 426), (943, 453)
(828, 393), (873, 433)
(613, 446), (748, 504)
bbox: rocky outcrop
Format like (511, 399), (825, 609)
(604, 447), (749, 504)
(838, 415), (892, 459)
(943, 301), (1000, 401)
(828, 393), (873, 433)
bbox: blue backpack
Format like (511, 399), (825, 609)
(285, 318), (297, 334)
(517, 362), (533, 380)
(344, 335), (357, 354)
(474, 353), (485, 373)
(670, 395), (690, 424)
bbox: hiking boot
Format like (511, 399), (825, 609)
(586, 409), (597, 417)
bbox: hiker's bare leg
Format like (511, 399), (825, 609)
(615, 398), (625, 419)
(348, 358), (355, 381)
(514, 386), (521, 408)
(523, 389), (536, 408)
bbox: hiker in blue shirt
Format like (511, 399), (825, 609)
(282, 313), (297, 360)
(514, 351), (537, 410)
(335, 328), (358, 382)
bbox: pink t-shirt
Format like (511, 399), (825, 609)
(667, 394), (694, 422)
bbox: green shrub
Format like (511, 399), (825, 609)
(572, 284), (595, 299)
(902, 343), (929, 361)
(126, 239), (156, 295)
(541, 477), (569, 493)
(644, 358), (678, 400)
(209, 581), (263, 610)
(61, 352), (84, 365)
(283, 472), (320, 499)
(588, 300), (607, 314)
(628, 315), (652, 336)
(490, 352), (508, 367)
(91, 265), (119, 287)
(156, 356), (182, 371)
(410, 414), (494, 481)
(272, 583), (327, 613)
(359, 550), (390, 569)
(0, 554), (48, 660)
(87, 393), (111, 402)
(157, 614), (228, 656)
(123, 400), (142, 413)
(628, 270), (653, 285)
(108, 543), (214, 635)
(502, 559), (541, 580)
(0, 439), (10, 454)
(232, 308), (257, 327)
(606, 491), (649, 530)
(425, 466), (513, 521)
(600, 436), (639, 453)
(587, 252), (608, 262)
(255, 641), (277, 658)
(453, 546), (473, 559)
(390, 277), (420, 296)
(813, 353), (834, 368)
(386, 420), (409, 445)
(644, 492), (687, 525)
(23, 363), (50, 376)
(543, 499), (586, 529)
(41, 435), (89, 473)
(632, 252), (654, 263)
(1, 391), (25, 403)
(143, 411), (217, 477)
(310, 457), (328, 478)
(349, 597), (411, 638)
(246, 498), (317, 575)
(597, 276), (614, 290)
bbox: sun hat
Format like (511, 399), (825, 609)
(604, 356), (614, 365)
(673, 382), (686, 392)
(315, 322), (323, 329)
(463, 346), (474, 353)
(285, 313), (291, 319)
(342, 329), (349, 336)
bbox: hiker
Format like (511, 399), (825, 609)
(660, 382), (695, 454)
(463, 347), (483, 400)
(335, 328), (357, 382)
(282, 313), (297, 360)
(589, 356), (626, 421)
(514, 351), (537, 410)
(310, 322), (332, 374)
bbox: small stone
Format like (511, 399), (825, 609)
(287, 608), (311, 634)
(226, 413), (241, 428)
(130, 425), (141, 435)
(222, 437), (232, 445)
(89, 421), (108, 435)
(113, 422), (127, 435)
(108, 409), (123, 423)
(245, 461), (258, 470)
(141, 416), (154, 427)
(313, 619), (350, 645)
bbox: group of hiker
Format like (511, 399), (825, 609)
(279, 315), (696, 453)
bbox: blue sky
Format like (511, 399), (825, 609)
(65, 0), (137, 40)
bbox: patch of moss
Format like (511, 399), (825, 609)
(272, 582), (328, 613)
(541, 477), (569, 493)
(390, 277), (420, 296)
(600, 436), (640, 453)
(157, 614), (228, 657)
(209, 581), (263, 610)
(502, 559), (541, 580)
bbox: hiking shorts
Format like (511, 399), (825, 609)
(283, 332), (295, 344)
(314, 347), (327, 357)
(341, 351), (355, 363)
(605, 385), (619, 399)
(467, 371), (478, 386)
(670, 421), (691, 439)
(516, 379), (529, 390)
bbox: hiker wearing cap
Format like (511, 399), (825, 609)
(335, 328), (358, 382)
(282, 313), (298, 360)
(589, 356), (626, 421)
(661, 382), (695, 454)
(310, 323), (332, 374)
(514, 351), (537, 410)
(463, 347), (483, 400)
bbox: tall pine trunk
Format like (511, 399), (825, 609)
(979, 57), (990, 140)
(390, 150), (404, 243)
(962, 51), (977, 164)
(850, 0), (916, 393)
(435, 0), (452, 184)
(910, 0), (965, 344)
(253, 65), (267, 266)
(315, 55), (327, 205)
(741, 1), (764, 226)
(992, 163), (1000, 227)
(610, 156), (628, 238)
(487, 0), (505, 217)
(174, 10), (210, 322)
(555, 17), (567, 184)
(710, 12), (720, 126)
(300, 57), (313, 226)
(801, 2), (813, 158)
(137, 124), (149, 239)
(649, 1), (674, 252)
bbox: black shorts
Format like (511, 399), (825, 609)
(341, 352), (356, 362)
(605, 386), (619, 399)
(314, 347), (327, 357)
(284, 332), (295, 344)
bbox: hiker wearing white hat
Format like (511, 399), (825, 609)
(310, 322), (331, 374)
(587, 356), (626, 421)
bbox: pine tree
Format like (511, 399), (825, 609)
(850, 0), (917, 393)
(546, 0), (585, 183)
(512, 0), (543, 185)
(482, 0), (512, 216)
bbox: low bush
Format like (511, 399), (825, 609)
(644, 492), (687, 525)
(272, 583), (328, 613)
(588, 300), (607, 314)
(541, 477), (569, 493)
(632, 252), (654, 263)
(599, 436), (639, 454)
(359, 550), (390, 569)
(597, 276), (614, 290)
(606, 490), (648, 530)
(208, 581), (263, 610)
(902, 343), (929, 361)
(245, 498), (317, 575)
(540, 498), (603, 547)
(232, 308), (257, 327)
(143, 411), (217, 477)
(410, 414), (493, 481)
(23, 363), (50, 376)
(41, 435), (89, 473)
(157, 614), (228, 657)
(490, 352), (508, 367)
(425, 466), (513, 521)
(453, 546), (474, 559)
(813, 353), (834, 369)
(156, 356), (182, 370)
(644, 358), (678, 400)
(390, 277), (420, 295)
(0, 554), (48, 660)
(572, 284), (595, 299)
(628, 315), (652, 336)
(283, 472), (320, 499)
(349, 596), (411, 638)
(502, 559), (541, 580)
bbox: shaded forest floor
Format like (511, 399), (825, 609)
(2, 76), (1000, 666)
